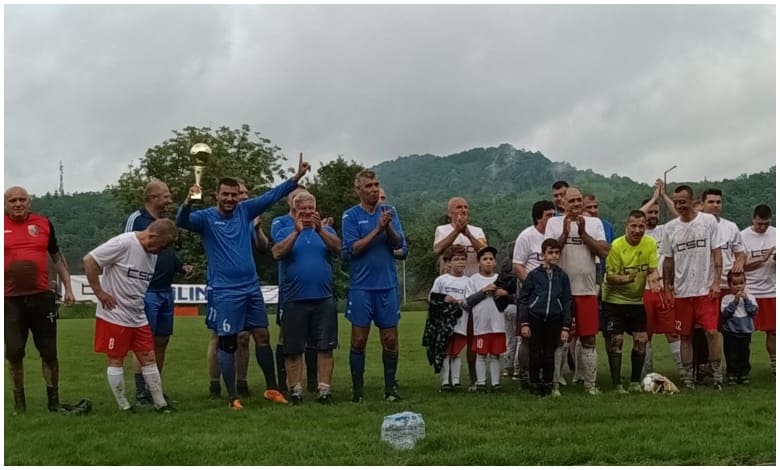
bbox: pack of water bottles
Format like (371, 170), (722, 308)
(380, 411), (426, 450)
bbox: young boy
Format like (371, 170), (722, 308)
(518, 238), (572, 397)
(465, 246), (510, 392)
(429, 246), (470, 391)
(721, 270), (759, 385)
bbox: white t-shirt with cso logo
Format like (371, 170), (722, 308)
(661, 212), (719, 299)
(89, 232), (157, 327)
(544, 215), (606, 296)
(513, 225), (545, 275)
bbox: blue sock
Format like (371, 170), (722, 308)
(349, 348), (365, 389)
(382, 349), (398, 389)
(218, 350), (237, 397)
(255, 345), (278, 390)
(275, 344), (287, 392)
(134, 373), (146, 397)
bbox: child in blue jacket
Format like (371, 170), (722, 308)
(518, 238), (572, 397)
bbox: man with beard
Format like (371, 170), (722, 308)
(177, 154), (310, 409)
(639, 179), (682, 378)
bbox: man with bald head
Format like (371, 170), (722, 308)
(5, 186), (75, 413)
(434, 197), (487, 276)
(123, 180), (193, 405)
(433, 196), (487, 390)
(544, 186), (609, 395)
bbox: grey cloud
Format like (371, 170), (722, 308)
(4, 4), (774, 195)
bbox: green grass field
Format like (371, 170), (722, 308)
(4, 309), (776, 465)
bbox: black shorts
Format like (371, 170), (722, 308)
(4, 291), (58, 360)
(603, 302), (647, 336)
(281, 298), (338, 355)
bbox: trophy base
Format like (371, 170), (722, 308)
(190, 193), (203, 202)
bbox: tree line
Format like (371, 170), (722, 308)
(29, 126), (776, 300)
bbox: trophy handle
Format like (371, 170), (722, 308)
(191, 165), (205, 201)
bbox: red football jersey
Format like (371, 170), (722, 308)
(4, 213), (57, 296)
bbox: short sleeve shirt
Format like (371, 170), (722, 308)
(430, 273), (470, 335)
(544, 215), (606, 296)
(602, 235), (658, 304)
(512, 225), (545, 275)
(661, 212), (719, 298)
(434, 224), (487, 276)
(89, 232), (157, 327)
(740, 225), (776, 298)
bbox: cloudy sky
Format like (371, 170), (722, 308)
(5, 4), (775, 196)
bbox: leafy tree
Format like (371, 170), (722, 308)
(111, 124), (289, 282)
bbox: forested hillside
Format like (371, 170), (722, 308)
(374, 144), (776, 296)
(26, 143), (775, 298)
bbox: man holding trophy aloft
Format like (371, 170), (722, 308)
(176, 147), (311, 410)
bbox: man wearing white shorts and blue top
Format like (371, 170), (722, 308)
(342, 170), (406, 402)
(272, 191), (340, 405)
(177, 155), (310, 409)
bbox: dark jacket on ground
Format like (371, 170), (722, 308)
(517, 264), (572, 329)
(422, 292), (464, 373)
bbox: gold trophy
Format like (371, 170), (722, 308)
(189, 143), (212, 201)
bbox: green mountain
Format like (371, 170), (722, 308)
(374, 144), (776, 295)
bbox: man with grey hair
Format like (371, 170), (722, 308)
(272, 191), (341, 404)
(5, 186), (76, 413)
(342, 169), (406, 402)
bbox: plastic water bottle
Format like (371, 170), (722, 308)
(381, 411), (425, 449)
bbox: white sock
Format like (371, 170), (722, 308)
(642, 342), (654, 377)
(107, 366), (131, 410)
(141, 364), (167, 408)
(553, 345), (563, 383)
(582, 347), (598, 389)
(669, 339), (683, 371)
(475, 354), (487, 385)
(574, 340), (584, 380)
(441, 357), (451, 386)
(451, 356), (462, 385)
(489, 355), (501, 386)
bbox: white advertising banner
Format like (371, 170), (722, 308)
(67, 275), (278, 305)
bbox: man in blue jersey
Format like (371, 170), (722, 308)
(123, 180), (193, 405)
(272, 191), (341, 404)
(177, 154), (310, 409)
(342, 169), (406, 402)
(270, 185), (322, 393)
(208, 179), (275, 399)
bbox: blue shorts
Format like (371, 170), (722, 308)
(144, 291), (174, 337)
(208, 285), (268, 336)
(345, 288), (400, 329)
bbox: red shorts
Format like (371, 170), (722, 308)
(674, 296), (718, 336)
(644, 290), (676, 335)
(94, 317), (154, 359)
(754, 298), (776, 332)
(573, 295), (599, 337)
(445, 333), (468, 356)
(471, 333), (507, 356)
